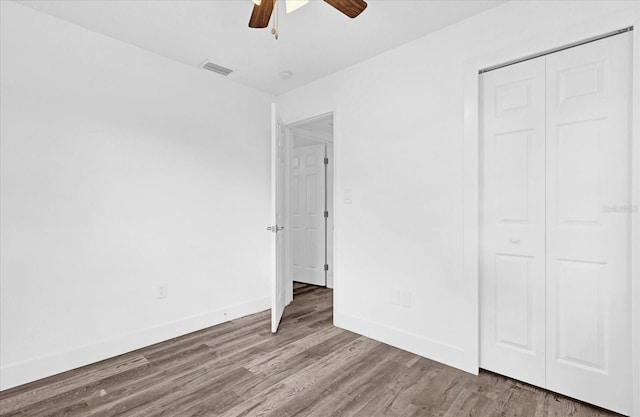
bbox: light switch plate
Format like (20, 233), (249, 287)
(343, 188), (353, 204)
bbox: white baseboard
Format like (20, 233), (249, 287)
(0, 297), (270, 391)
(334, 311), (471, 373)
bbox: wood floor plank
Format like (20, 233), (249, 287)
(442, 389), (494, 417)
(0, 354), (148, 415)
(243, 326), (341, 374)
(0, 284), (623, 417)
(218, 337), (380, 417)
(269, 346), (404, 417)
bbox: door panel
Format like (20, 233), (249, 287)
(480, 32), (632, 415)
(556, 120), (603, 223)
(480, 56), (546, 387)
(271, 103), (288, 333)
(545, 32), (632, 415)
(495, 130), (533, 221)
(494, 254), (535, 351)
(291, 143), (326, 286)
(555, 260), (607, 371)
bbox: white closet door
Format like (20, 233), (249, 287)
(545, 32), (632, 415)
(480, 56), (546, 387)
(291, 144), (326, 286)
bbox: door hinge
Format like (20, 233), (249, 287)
(324, 157), (329, 165)
(324, 210), (329, 218)
(324, 264), (329, 271)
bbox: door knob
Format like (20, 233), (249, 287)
(267, 225), (285, 233)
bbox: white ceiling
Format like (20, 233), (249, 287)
(16, 0), (506, 95)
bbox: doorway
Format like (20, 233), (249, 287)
(287, 113), (334, 294)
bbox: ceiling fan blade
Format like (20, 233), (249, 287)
(249, 0), (275, 28)
(324, 0), (367, 18)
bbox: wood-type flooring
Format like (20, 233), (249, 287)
(0, 283), (621, 416)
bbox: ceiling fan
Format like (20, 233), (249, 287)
(249, 0), (368, 39)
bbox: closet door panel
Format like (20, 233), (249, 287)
(480, 56), (546, 387)
(545, 32), (632, 415)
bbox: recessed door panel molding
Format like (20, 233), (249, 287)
(495, 130), (532, 223)
(305, 153), (317, 168)
(556, 119), (604, 225)
(291, 143), (326, 286)
(480, 55), (546, 388)
(306, 228), (321, 268)
(545, 32), (631, 415)
(481, 31), (632, 416)
(291, 176), (300, 215)
(495, 79), (533, 116)
(494, 254), (534, 352)
(306, 174), (318, 215)
(557, 61), (604, 104)
(555, 259), (608, 372)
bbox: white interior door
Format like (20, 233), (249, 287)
(270, 103), (288, 333)
(545, 32), (632, 415)
(291, 143), (326, 286)
(480, 56), (547, 387)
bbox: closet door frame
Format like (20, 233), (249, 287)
(462, 17), (640, 416)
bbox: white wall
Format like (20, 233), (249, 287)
(277, 0), (640, 375)
(0, 2), (272, 389)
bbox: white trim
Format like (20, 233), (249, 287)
(326, 141), (335, 289)
(283, 109), (338, 298)
(332, 107), (341, 308)
(285, 125), (294, 305)
(463, 14), (640, 417)
(334, 312), (467, 371)
(631, 19), (640, 417)
(0, 297), (270, 390)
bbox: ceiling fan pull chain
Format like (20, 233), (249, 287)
(271, 0), (276, 36)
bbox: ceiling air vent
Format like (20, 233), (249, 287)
(200, 60), (233, 76)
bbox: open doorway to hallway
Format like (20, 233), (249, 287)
(287, 113), (334, 295)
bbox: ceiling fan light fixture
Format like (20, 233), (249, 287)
(285, 0), (308, 14)
(248, 0), (367, 37)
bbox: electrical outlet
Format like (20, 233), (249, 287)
(156, 284), (168, 299)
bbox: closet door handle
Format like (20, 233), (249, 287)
(510, 238), (521, 244)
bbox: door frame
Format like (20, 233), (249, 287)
(463, 17), (640, 415)
(290, 140), (328, 287)
(283, 111), (337, 303)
